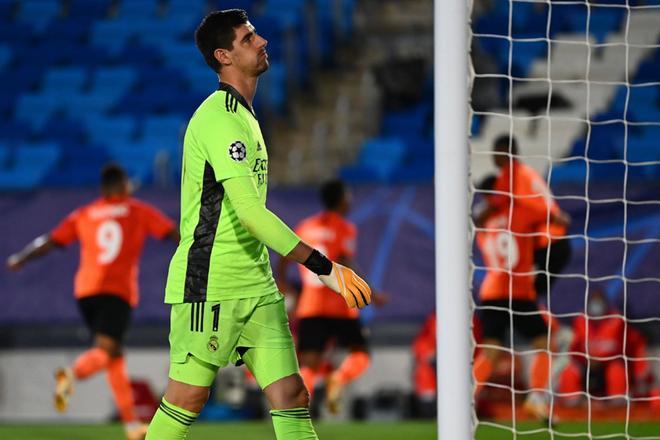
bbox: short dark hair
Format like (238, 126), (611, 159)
(195, 9), (249, 73)
(320, 179), (346, 210)
(477, 174), (497, 192)
(493, 135), (518, 156)
(100, 164), (127, 191)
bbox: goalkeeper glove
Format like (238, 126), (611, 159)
(303, 249), (372, 309)
(319, 262), (372, 309)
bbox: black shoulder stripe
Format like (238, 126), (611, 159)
(225, 93), (239, 113)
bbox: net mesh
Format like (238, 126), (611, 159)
(468, 0), (660, 437)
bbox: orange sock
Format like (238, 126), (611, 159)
(334, 352), (370, 385)
(473, 354), (493, 396)
(530, 351), (550, 390)
(605, 360), (627, 396)
(300, 366), (320, 397)
(107, 356), (137, 423)
(559, 362), (582, 395)
(72, 347), (110, 380)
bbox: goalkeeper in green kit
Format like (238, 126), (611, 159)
(146, 9), (372, 440)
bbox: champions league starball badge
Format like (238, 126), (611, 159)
(228, 141), (247, 161)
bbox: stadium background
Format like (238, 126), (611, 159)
(0, 0), (658, 438)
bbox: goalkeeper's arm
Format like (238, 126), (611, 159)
(223, 176), (372, 308)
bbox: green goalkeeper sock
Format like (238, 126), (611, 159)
(270, 407), (318, 440)
(146, 398), (198, 440)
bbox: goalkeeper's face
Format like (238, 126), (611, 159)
(226, 23), (269, 77)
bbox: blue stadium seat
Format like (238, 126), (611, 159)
(105, 141), (160, 183)
(47, 17), (93, 42)
(90, 20), (137, 54)
(64, 93), (118, 116)
(41, 117), (86, 144)
(44, 143), (111, 186)
(549, 159), (588, 185)
(90, 67), (137, 93)
(0, 142), (9, 168)
(118, 0), (159, 19)
(84, 116), (137, 145)
(0, 120), (30, 141)
(118, 86), (190, 116)
(340, 137), (406, 182)
(258, 61), (288, 113)
(0, 22), (24, 43)
(16, 0), (61, 33)
(208, 0), (255, 15)
(633, 50), (660, 84)
(136, 19), (187, 48)
(14, 93), (63, 131)
(0, 0), (357, 188)
(511, 40), (547, 77)
(68, 0), (112, 18)
(565, 8), (623, 43)
(610, 85), (659, 119)
(312, 0), (336, 64)
(381, 104), (432, 138)
(43, 67), (88, 92)
(168, 0), (207, 21)
(0, 67), (42, 91)
(0, 44), (12, 70)
(179, 65), (217, 93)
(0, 143), (61, 190)
(141, 115), (186, 139)
(159, 43), (202, 69)
(120, 43), (164, 68)
(13, 41), (62, 67)
(0, 1), (14, 22)
(69, 44), (111, 68)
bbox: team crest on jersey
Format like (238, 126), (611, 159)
(228, 141), (247, 162)
(207, 335), (219, 353)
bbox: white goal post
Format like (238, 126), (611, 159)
(435, 0), (472, 439)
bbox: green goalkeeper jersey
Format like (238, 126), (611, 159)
(165, 83), (280, 304)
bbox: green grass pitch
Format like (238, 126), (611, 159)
(1, 421), (657, 439)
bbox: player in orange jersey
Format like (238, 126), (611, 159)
(7, 164), (178, 440)
(473, 169), (567, 420)
(485, 135), (572, 302)
(277, 180), (381, 414)
(412, 313), (484, 418)
(559, 290), (654, 406)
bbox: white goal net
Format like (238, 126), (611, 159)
(468, 0), (660, 438)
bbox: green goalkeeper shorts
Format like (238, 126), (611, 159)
(168, 292), (299, 389)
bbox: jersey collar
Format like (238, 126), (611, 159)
(218, 82), (256, 118)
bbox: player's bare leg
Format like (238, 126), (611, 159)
(53, 366), (75, 412)
(523, 336), (552, 421)
(325, 373), (343, 414)
(472, 339), (501, 397)
(263, 373), (318, 439)
(299, 351), (324, 397)
(53, 334), (118, 412)
(146, 378), (208, 439)
(125, 423), (148, 440)
(325, 346), (370, 414)
(263, 373), (310, 409)
(163, 378), (210, 413)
